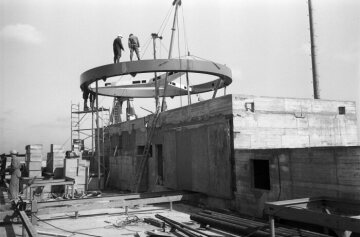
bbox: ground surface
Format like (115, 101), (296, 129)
(1, 201), (236, 237)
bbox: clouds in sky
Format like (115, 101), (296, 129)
(0, 24), (45, 44)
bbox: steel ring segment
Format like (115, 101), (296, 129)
(80, 59), (232, 97)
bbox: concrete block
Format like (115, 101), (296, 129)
(26, 154), (43, 162)
(77, 166), (87, 176)
(65, 158), (78, 168)
(75, 176), (86, 185)
(251, 134), (282, 148)
(233, 133), (251, 149)
(78, 159), (90, 167)
(28, 170), (42, 177)
(51, 144), (64, 152)
(53, 159), (64, 167)
(25, 144), (43, 150)
(26, 161), (42, 171)
(281, 135), (309, 148)
(53, 168), (64, 179)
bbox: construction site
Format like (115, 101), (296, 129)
(1, 0), (360, 237)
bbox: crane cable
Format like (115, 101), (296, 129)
(176, 10), (183, 107)
(158, 4), (174, 36)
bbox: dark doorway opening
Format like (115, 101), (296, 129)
(156, 144), (163, 184)
(252, 159), (270, 190)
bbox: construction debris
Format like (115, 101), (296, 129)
(190, 210), (332, 237)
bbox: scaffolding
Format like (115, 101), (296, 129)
(70, 102), (110, 190)
(70, 103), (110, 151)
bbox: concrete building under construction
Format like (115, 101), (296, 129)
(2, 1), (360, 236)
(101, 94), (359, 218)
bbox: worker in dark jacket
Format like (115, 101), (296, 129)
(128, 34), (140, 61)
(9, 150), (21, 202)
(0, 154), (6, 185)
(113, 35), (124, 63)
(82, 88), (96, 111)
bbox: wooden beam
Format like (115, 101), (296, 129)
(265, 204), (360, 233)
(36, 191), (185, 208)
(19, 211), (38, 237)
(265, 197), (323, 206)
(28, 181), (74, 188)
(36, 194), (192, 216)
(37, 230), (70, 237)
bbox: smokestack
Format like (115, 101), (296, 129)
(357, 72), (360, 144)
(308, 0), (320, 99)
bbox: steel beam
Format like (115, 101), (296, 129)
(80, 59), (232, 98)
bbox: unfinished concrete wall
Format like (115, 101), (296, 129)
(103, 94), (359, 217)
(106, 119), (148, 191)
(234, 147), (360, 217)
(105, 95), (235, 195)
(233, 95), (358, 149)
(162, 117), (233, 199)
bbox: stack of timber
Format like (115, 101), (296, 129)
(64, 158), (89, 193)
(46, 144), (65, 178)
(25, 144), (43, 178)
(190, 210), (332, 237)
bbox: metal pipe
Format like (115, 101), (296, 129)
(155, 214), (200, 237)
(70, 103), (73, 150)
(190, 213), (269, 237)
(161, 0), (181, 111)
(269, 215), (275, 237)
(151, 33), (160, 110)
(91, 105), (94, 153)
(186, 72), (191, 105)
(155, 214), (212, 237)
(308, 0), (320, 99)
(96, 81), (101, 189)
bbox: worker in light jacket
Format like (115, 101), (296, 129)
(128, 33), (140, 61)
(9, 150), (21, 202)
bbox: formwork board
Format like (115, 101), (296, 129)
(191, 126), (210, 193)
(176, 128), (193, 190)
(207, 122), (232, 198)
(163, 131), (177, 189)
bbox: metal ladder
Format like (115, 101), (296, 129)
(70, 103), (80, 148)
(110, 98), (122, 124)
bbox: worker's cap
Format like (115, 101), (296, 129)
(118, 34), (123, 38)
(9, 149), (17, 155)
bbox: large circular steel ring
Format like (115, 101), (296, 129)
(80, 59), (232, 98)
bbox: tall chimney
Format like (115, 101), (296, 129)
(308, 0), (320, 99)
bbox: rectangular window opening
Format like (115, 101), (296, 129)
(137, 145), (152, 156)
(252, 159), (270, 190)
(137, 145), (145, 155)
(245, 102), (255, 112)
(338, 106), (346, 115)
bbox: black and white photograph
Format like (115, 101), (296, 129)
(0, 0), (360, 236)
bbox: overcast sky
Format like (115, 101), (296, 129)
(1, 0), (359, 154)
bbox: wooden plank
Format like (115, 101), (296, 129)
(37, 194), (192, 215)
(207, 122), (232, 198)
(265, 204), (360, 233)
(191, 125), (209, 193)
(265, 197), (323, 206)
(163, 131), (177, 188)
(37, 191), (184, 208)
(19, 211), (38, 237)
(176, 129), (192, 190)
(29, 181), (74, 188)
